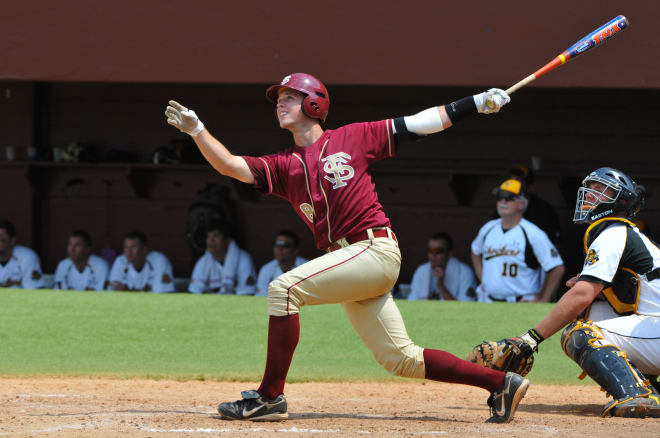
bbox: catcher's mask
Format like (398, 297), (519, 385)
(573, 167), (644, 223)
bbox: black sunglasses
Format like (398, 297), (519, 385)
(496, 193), (517, 202)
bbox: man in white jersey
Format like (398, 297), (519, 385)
(108, 231), (175, 293)
(0, 219), (44, 289)
(256, 230), (308, 297)
(492, 167), (660, 417)
(408, 232), (476, 301)
(189, 220), (256, 294)
(54, 230), (109, 291)
(471, 179), (565, 302)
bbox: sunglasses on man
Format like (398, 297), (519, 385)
(274, 240), (295, 248)
(427, 247), (448, 255)
(496, 192), (518, 202)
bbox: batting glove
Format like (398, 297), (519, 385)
(165, 100), (205, 136)
(474, 88), (511, 114)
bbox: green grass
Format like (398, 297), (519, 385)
(0, 289), (587, 384)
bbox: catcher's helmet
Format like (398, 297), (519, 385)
(573, 167), (645, 223)
(266, 73), (330, 122)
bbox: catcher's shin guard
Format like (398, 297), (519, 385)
(561, 320), (657, 417)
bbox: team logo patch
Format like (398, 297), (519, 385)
(162, 274), (172, 284)
(550, 247), (559, 258)
(31, 270), (42, 280)
(584, 249), (599, 266)
(322, 152), (354, 189)
(299, 203), (315, 222)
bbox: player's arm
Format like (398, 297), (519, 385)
(533, 280), (604, 339)
(534, 264), (566, 302)
(392, 89), (510, 141)
(165, 101), (254, 184)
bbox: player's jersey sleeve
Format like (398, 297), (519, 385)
(579, 225), (626, 284)
(241, 153), (288, 198)
(234, 251), (257, 295)
(523, 222), (564, 272)
(107, 256), (127, 290)
(91, 256), (110, 291)
(188, 256), (207, 294)
(20, 249), (44, 289)
(471, 220), (498, 256)
(149, 253), (175, 293)
(346, 120), (396, 163)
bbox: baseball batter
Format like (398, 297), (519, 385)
(492, 168), (660, 417)
(165, 73), (528, 423)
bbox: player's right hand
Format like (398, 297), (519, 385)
(165, 100), (205, 136)
(474, 88), (510, 114)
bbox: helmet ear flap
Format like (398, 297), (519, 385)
(629, 185), (647, 218)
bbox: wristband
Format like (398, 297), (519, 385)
(190, 120), (205, 137)
(527, 328), (545, 344)
(444, 96), (477, 124)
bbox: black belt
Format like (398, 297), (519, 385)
(488, 294), (524, 302)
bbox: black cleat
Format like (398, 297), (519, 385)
(486, 372), (530, 423)
(217, 390), (288, 421)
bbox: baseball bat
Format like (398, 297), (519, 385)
(489, 15), (629, 105)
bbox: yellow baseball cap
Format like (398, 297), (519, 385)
(492, 178), (524, 196)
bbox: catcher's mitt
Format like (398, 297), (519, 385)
(466, 337), (536, 377)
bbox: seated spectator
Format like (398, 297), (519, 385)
(408, 232), (476, 301)
(54, 230), (109, 291)
(471, 179), (565, 302)
(256, 230), (308, 296)
(0, 219), (44, 289)
(108, 231), (175, 293)
(188, 221), (256, 294)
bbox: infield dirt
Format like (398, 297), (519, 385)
(1, 378), (658, 437)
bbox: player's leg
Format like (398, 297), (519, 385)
(342, 292), (528, 423)
(218, 237), (399, 420)
(561, 316), (660, 418)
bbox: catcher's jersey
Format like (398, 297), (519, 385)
(54, 254), (109, 291)
(188, 250), (256, 295)
(256, 256), (308, 297)
(472, 218), (563, 299)
(242, 120), (396, 250)
(579, 219), (660, 317)
(0, 245), (44, 289)
(107, 251), (174, 293)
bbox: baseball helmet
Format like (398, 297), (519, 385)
(266, 73), (330, 122)
(573, 167), (645, 223)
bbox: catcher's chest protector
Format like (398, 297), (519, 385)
(583, 218), (650, 315)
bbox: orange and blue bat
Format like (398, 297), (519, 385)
(496, 15), (630, 98)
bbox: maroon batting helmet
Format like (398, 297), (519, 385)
(266, 73), (330, 122)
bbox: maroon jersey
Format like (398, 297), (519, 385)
(242, 120), (396, 250)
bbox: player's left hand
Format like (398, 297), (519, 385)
(165, 100), (205, 136)
(474, 88), (511, 114)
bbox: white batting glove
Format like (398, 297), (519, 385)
(474, 88), (511, 114)
(165, 100), (205, 136)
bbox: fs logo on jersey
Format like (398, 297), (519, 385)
(584, 249), (599, 266)
(322, 152), (355, 189)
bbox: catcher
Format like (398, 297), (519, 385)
(468, 167), (660, 418)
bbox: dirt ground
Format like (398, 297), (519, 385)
(1, 378), (659, 437)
